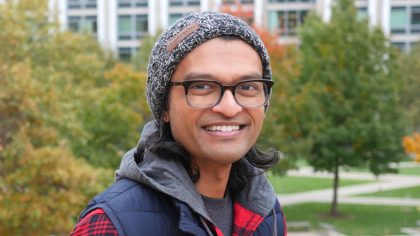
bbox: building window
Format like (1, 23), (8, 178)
(222, 0), (235, 4)
(118, 0), (131, 7)
(118, 0), (148, 8)
(119, 47), (133, 61)
(68, 0), (81, 9)
(85, 0), (97, 8)
(118, 15), (148, 40)
(68, 16), (81, 31)
(169, 13), (184, 26)
(135, 0), (148, 7)
(136, 15), (148, 39)
(409, 42), (419, 50)
(411, 6), (420, 33)
(268, 10), (308, 37)
(68, 16), (97, 34)
(67, 0), (97, 9)
(118, 47), (139, 61)
(391, 42), (407, 52)
(187, 0), (200, 6)
(118, 15), (132, 40)
(169, 0), (182, 6)
(268, 0), (315, 3)
(357, 7), (368, 21)
(170, 0), (200, 6)
(391, 7), (408, 34)
(85, 16), (97, 33)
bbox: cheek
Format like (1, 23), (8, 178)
(252, 109), (265, 128)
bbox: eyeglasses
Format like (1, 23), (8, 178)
(169, 79), (273, 108)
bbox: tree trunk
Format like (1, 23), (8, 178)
(330, 156), (340, 215)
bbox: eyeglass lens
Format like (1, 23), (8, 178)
(186, 80), (269, 108)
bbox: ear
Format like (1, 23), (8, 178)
(162, 111), (170, 123)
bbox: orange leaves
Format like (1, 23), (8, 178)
(220, 1), (254, 25)
(253, 26), (285, 59)
(403, 132), (420, 163)
(0, 136), (110, 235)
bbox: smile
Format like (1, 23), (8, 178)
(205, 125), (241, 132)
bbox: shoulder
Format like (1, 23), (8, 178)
(83, 178), (175, 217)
(78, 179), (181, 236)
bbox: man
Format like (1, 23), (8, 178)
(71, 12), (286, 236)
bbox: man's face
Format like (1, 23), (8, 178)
(164, 38), (265, 167)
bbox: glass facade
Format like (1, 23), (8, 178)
(268, 10), (308, 37)
(118, 47), (139, 60)
(411, 6), (420, 33)
(391, 7), (408, 33)
(136, 15), (148, 38)
(68, 15), (97, 34)
(269, 0), (315, 3)
(118, 15), (148, 40)
(118, 0), (148, 8)
(169, 0), (200, 6)
(391, 6), (420, 34)
(357, 7), (368, 21)
(67, 0), (97, 9)
(118, 15), (132, 40)
(61, 0), (420, 56)
(222, 0), (235, 4)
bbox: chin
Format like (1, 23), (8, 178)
(207, 151), (247, 164)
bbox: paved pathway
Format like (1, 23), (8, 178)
(278, 167), (420, 206)
(276, 164), (420, 235)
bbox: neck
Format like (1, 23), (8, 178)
(194, 161), (232, 199)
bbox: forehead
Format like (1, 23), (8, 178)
(171, 37), (263, 82)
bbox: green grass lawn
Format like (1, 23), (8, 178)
(268, 175), (373, 194)
(399, 166), (420, 176)
(359, 186), (420, 198)
(283, 203), (420, 235)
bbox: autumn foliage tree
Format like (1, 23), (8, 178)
(0, 0), (150, 234)
(403, 133), (420, 163)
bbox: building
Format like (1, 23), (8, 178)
(47, 0), (420, 59)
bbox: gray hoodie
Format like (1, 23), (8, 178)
(115, 121), (278, 228)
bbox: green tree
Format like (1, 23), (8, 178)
(399, 44), (420, 132)
(276, 0), (406, 215)
(75, 64), (150, 168)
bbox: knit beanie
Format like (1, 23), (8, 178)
(146, 11), (272, 120)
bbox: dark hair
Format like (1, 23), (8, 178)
(142, 119), (279, 194)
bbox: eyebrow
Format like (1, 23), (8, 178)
(183, 72), (262, 82)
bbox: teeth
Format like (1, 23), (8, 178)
(206, 125), (240, 132)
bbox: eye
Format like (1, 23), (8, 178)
(237, 82), (260, 91)
(238, 83), (258, 91)
(236, 81), (264, 97)
(190, 83), (211, 90)
(188, 81), (218, 95)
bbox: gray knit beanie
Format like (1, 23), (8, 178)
(146, 11), (272, 120)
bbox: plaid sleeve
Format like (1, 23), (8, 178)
(70, 208), (118, 236)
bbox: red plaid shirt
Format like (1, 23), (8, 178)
(71, 202), (282, 236)
(71, 209), (117, 236)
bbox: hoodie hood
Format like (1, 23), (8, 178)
(115, 121), (277, 223)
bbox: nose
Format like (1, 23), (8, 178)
(211, 90), (242, 117)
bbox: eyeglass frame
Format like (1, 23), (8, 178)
(169, 79), (273, 108)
